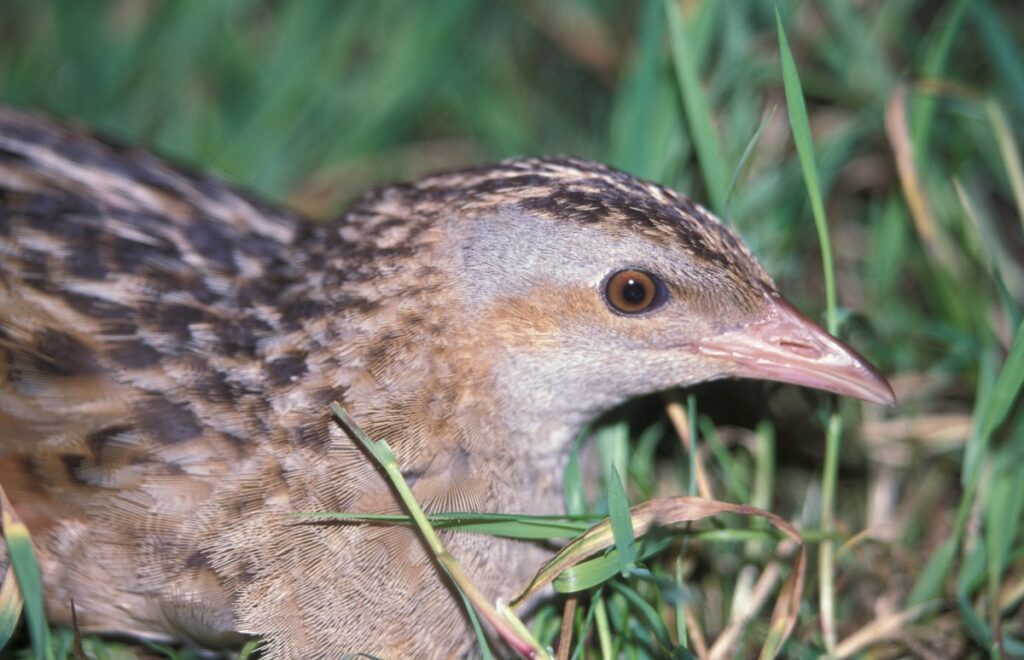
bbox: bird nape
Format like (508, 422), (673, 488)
(0, 107), (893, 657)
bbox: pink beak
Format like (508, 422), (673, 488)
(698, 295), (896, 406)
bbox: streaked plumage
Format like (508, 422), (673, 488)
(0, 107), (892, 657)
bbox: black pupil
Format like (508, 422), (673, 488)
(621, 278), (648, 305)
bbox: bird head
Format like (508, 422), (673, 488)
(341, 157), (893, 442)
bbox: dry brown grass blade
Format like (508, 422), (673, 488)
(70, 599), (86, 660)
(683, 603), (710, 659)
(665, 397), (713, 499)
(986, 100), (1024, 230)
(511, 496), (805, 657)
(955, 176), (1024, 305)
(833, 602), (939, 658)
(861, 412), (972, 446)
(884, 84), (961, 276)
(555, 595), (577, 660)
(1001, 574), (1024, 613)
(708, 542), (804, 660)
(761, 544), (806, 659)
(0, 556), (22, 649)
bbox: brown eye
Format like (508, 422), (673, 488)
(604, 270), (666, 314)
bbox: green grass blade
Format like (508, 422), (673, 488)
(817, 408), (843, 652)
(910, 0), (970, 151)
(776, 12), (845, 654)
(673, 557), (687, 649)
(725, 106), (777, 213)
(549, 539), (677, 593)
(970, 0), (1024, 117)
(608, 0), (680, 181)
(608, 581), (673, 652)
(985, 459), (1024, 642)
(775, 10), (836, 331)
(751, 421), (775, 514)
(554, 552), (624, 594)
(968, 319), (1024, 481)
(459, 588), (495, 660)
(665, 0), (729, 213)
(563, 433), (588, 516)
(298, 510), (593, 540)
(694, 529), (783, 544)
(699, 417), (750, 502)
(909, 325), (1023, 613)
(329, 403), (548, 659)
(1, 488), (52, 660)
(956, 541), (995, 654)
(907, 537), (958, 606)
(596, 421), (629, 509)
(569, 597), (600, 660)
(238, 639), (262, 660)
(443, 520), (589, 540)
(593, 592), (612, 660)
(607, 467), (636, 574)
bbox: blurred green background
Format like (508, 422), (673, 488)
(1, 0), (1023, 657)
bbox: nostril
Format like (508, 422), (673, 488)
(777, 339), (821, 358)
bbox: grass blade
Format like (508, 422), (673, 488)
(608, 581), (673, 652)
(553, 539), (672, 594)
(910, 0), (970, 152)
(0, 560), (23, 650)
(775, 10), (836, 331)
(775, 11), (846, 654)
(665, 0), (729, 213)
(563, 435), (587, 517)
(607, 467), (636, 574)
(512, 494), (805, 657)
(968, 319), (1024, 480)
(985, 100), (1024, 231)
(725, 106), (776, 213)
(907, 537), (958, 606)
(0, 483), (52, 660)
(330, 403), (548, 659)
(593, 593), (612, 660)
(298, 510), (593, 540)
(970, 0), (1024, 117)
(985, 460), (1024, 647)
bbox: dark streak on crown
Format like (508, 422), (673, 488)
(345, 156), (774, 294)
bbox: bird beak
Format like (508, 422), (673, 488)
(696, 295), (896, 406)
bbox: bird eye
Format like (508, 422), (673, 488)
(604, 269), (666, 315)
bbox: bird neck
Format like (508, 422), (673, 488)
(335, 324), (582, 516)
(280, 219), (582, 517)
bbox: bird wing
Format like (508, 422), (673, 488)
(0, 107), (307, 645)
(0, 108), (495, 656)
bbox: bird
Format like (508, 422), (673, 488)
(0, 106), (894, 658)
